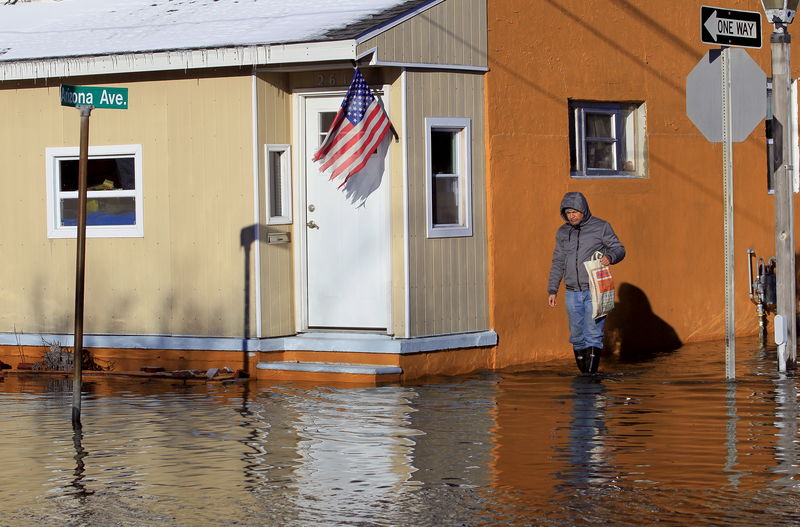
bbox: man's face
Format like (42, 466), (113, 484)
(565, 208), (584, 225)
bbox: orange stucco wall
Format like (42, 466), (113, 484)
(486, 0), (794, 367)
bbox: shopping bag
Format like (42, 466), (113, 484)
(583, 251), (615, 319)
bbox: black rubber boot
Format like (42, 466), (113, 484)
(587, 347), (602, 374)
(573, 348), (589, 374)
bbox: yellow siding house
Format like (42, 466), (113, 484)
(0, 0), (494, 382)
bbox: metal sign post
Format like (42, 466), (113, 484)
(687, 21), (767, 380)
(720, 47), (736, 380)
(60, 85), (128, 426)
(72, 105), (91, 427)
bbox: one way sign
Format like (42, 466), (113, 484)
(701, 6), (762, 48)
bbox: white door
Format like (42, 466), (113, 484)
(302, 95), (390, 330)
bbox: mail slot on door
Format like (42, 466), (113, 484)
(267, 232), (290, 245)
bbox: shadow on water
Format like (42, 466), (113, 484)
(605, 282), (683, 362)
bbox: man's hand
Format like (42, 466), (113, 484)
(548, 294), (557, 307)
(600, 255), (611, 266)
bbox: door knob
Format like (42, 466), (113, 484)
(306, 220), (319, 229)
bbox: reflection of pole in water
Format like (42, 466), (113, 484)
(69, 421), (93, 500)
(772, 374), (799, 489)
(723, 382), (743, 488)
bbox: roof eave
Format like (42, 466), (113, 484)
(0, 39), (358, 81)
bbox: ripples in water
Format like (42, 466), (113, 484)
(1, 337), (799, 526)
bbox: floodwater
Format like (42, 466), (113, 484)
(2, 337), (800, 526)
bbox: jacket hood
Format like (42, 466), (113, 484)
(560, 192), (592, 224)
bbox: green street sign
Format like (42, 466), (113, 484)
(60, 85), (128, 109)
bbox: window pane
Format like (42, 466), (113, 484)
(431, 130), (456, 174)
(586, 142), (614, 169)
(432, 176), (459, 225)
(585, 113), (613, 138)
(59, 157), (136, 191)
(319, 111), (336, 147)
(61, 197), (136, 226)
(269, 150), (283, 218)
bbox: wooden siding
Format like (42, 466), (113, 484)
(405, 70), (488, 336)
(0, 74), (255, 339)
(256, 72), (295, 337)
(357, 0), (487, 69)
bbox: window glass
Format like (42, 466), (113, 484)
(59, 158), (136, 192)
(585, 113), (613, 139)
(46, 145), (143, 238)
(61, 197), (136, 226)
(432, 176), (459, 225)
(265, 144), (292, 225)
(431, 130), (456, 174)
(587, 142), (614, 170)
(269, 150), (284, 218)
(319, 112), (336, 147)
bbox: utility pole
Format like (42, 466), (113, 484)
(769, 25), (797, 372)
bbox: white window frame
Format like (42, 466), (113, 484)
(425, 117), (473, 238)
(569, 101), (647, 179)
(265, 144), (292, 225)
(45, 144), (144, 239)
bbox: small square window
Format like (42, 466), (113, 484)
(45, 145), (143, 238)
(569, 101), (647, 178)
(425, 117), (473, 238)
(265, 144), (292, 224)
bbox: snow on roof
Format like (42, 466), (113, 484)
(0, 0), (419, 63)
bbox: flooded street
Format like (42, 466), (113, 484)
(2, 337), (800, 526)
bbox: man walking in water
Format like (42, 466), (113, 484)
(547, 192), (625, 374)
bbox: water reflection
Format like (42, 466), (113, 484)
(772, 373), (799, 489)
(6, 340), (800, 525)
(559, 377), (612, 488)
(724, 382), (742, 488)
(69, 422), (93, 500)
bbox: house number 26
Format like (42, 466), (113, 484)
(317, 74), (337, 86)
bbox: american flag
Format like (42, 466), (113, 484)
(313, 68), (392, 188)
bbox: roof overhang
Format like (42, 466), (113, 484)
(0, 39), (357, 81)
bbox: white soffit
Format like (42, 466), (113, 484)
(0, 40), (357, 81)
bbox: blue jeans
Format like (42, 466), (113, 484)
(565, 290), (606, 350)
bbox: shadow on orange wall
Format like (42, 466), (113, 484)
(604, 282), (682, 362)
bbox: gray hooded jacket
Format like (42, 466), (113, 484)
(547, 192), (625, 294)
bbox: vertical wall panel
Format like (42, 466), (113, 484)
(256, 72), (295, 338)
(405, 70), (488, 337)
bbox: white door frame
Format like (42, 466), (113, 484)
(292, 87), (393, 333)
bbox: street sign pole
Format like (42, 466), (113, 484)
(60, 84), (128, 427)
(769, 28), (797, 372)
(689, 6), (766, 380)
(72, 104), (91, 427)
(721, 47), (736, 380)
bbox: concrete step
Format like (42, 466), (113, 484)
(255, 361), (402, 384)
